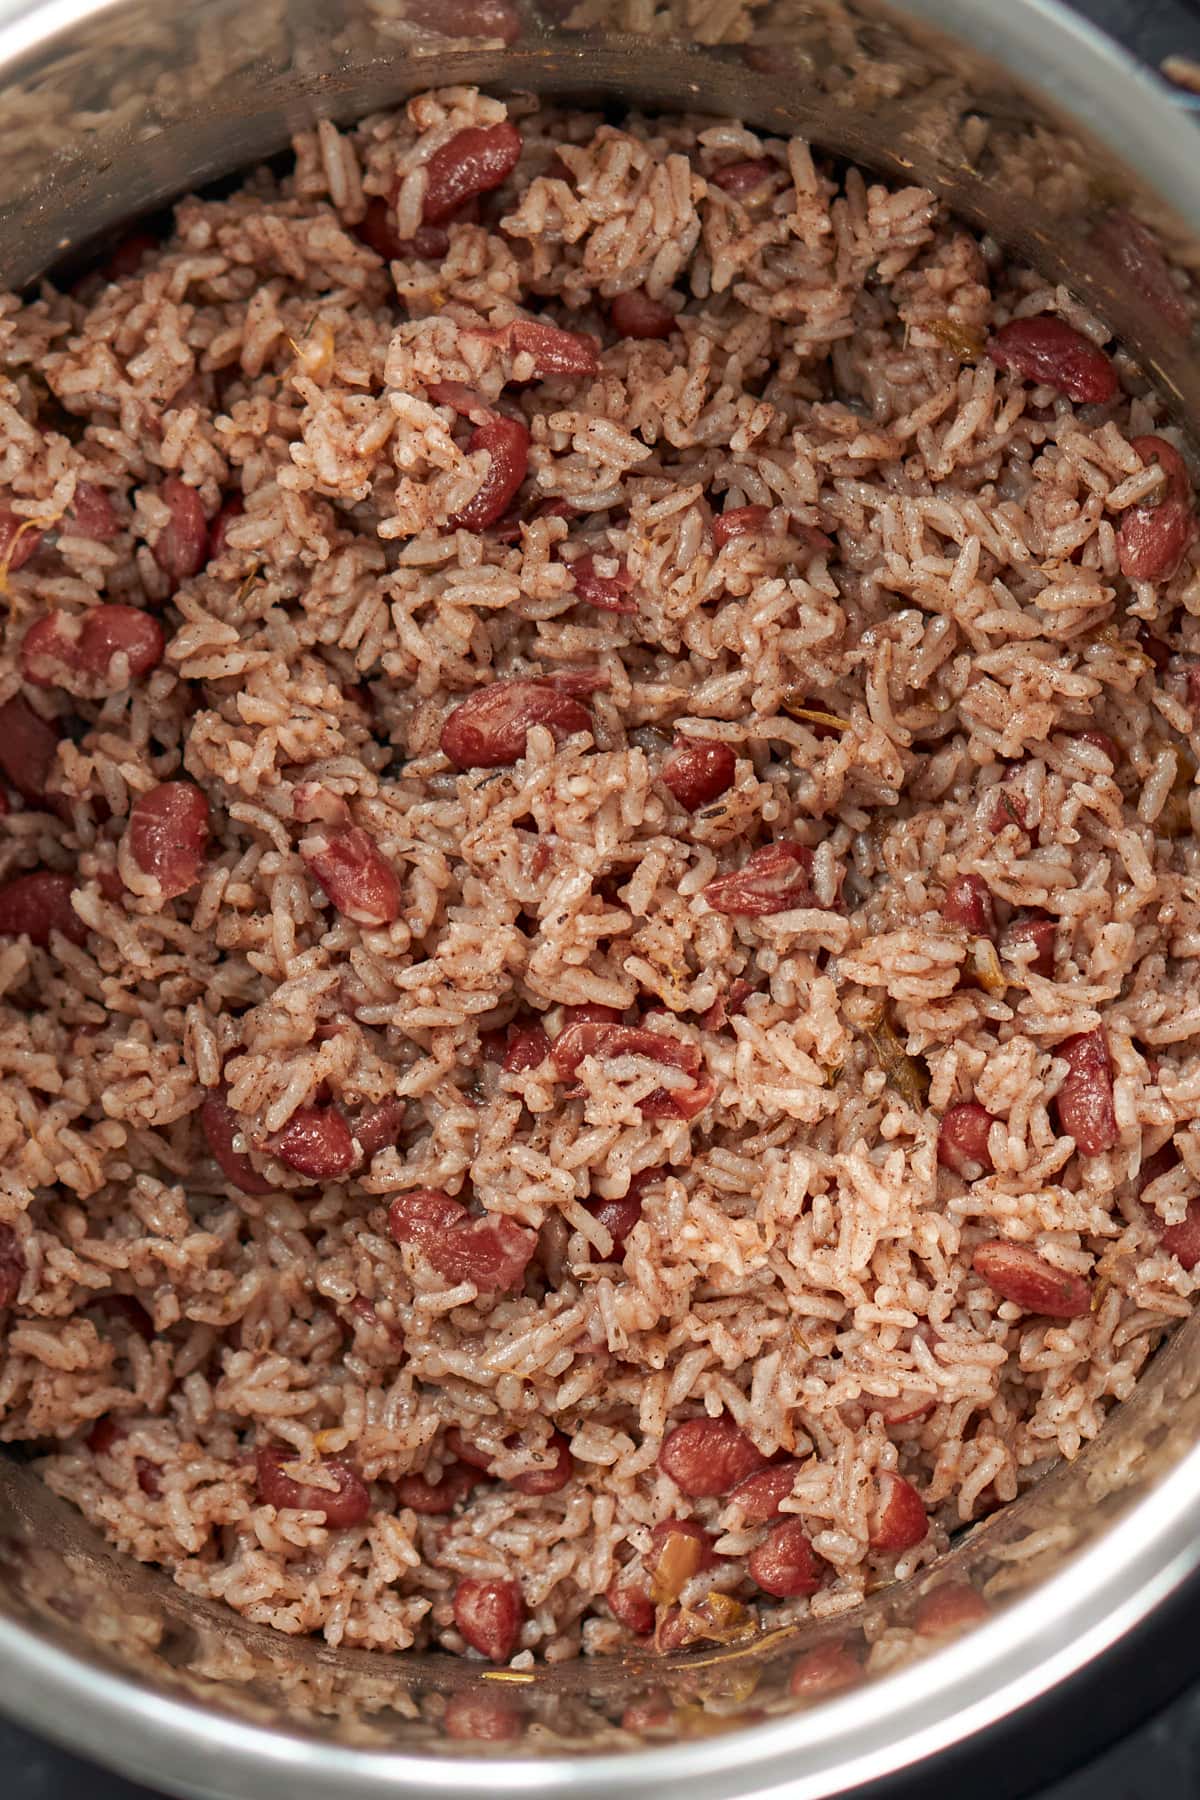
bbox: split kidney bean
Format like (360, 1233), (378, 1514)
(789, 1644), (861, 1699)
(0, 509), (43, 571)
(452, 1575), (525, 1662)
(937, 1103), (996, 1176)
(1092, 210), (1192, 334)
(207, 496), (244, 560)
(356, 199), (449, 262)
(869, 1472), (928, 1552)
(127, 782), (210, 899)
(748, 1518), (822, 1597)
(300, 823), (401, 928)
(422, 123), (523, 225)
(86, 1415), (124, 1455)
(583, 1189), (643, 1254)
(1056, 1028), (1118, 1154)
(702, 841), (815, 916)
(986, 316), (1117, 404)
(661, 738), (736, 811)
(22, 604), (164, 694)
(0, 1223), (24, 1307)
(726, 1460), (802, 1526)
(550, 1021), (711, 1121)
(709, 158), (780, 198)
(451, 416), (531, 532)
(1004, 909), (1056, 977)
(1160, 1200), (1200, 1272)
(440, 677), (591, 768)
(72, 481), (119, 541)
(502, 1024), (550, 1073)
(153, 478), (209, 582)
(200, 1093), (274, 1195)
(255, 1445), (371, 1526)
(712, 503), (770, 549)
(1118, 435), (1194, 583)
(941, 872), (996, 937)
(658, 1417), (768, 1497)
(985, 772), (1030, 834)
(394, 1463), (479, 1515)
(0, 695), (61, 807)
(353, 1096), (406, 1157)
(566, 553), (636, 614)
(511, 1431), (573, 1494)
(0, 871), (85, 947)
(606, 1575), (656, 1637)
(972, 1239), (1092, 1317)
(609, 289), (676, 339)
(492, 317), (599, 379)
(388, 1189), (536, 1293)
(271, 1105), (357, 1180)
(443, 1693), (523, 1744)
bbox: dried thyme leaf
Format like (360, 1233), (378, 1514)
(781, 696), (852, 732)
(966, 937), (1007, 996)
(862, 1007), (930, 1107)
(927, 317), (986, 360)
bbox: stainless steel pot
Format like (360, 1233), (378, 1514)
(3, 2), (1200, 1795)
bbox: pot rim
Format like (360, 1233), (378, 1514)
(2, 0), (1200, 1794)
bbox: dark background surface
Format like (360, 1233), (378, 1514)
(7, 0), (1200, 1795)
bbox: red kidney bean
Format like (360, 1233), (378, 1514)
(136, 1458), (163, 1497)
(543, 667), (611, 698)
(566, 553), (636, 614)
(661, 738), (736, 811)
(443, 1693), (523, 1744)
(98, 229), (158, 282)
(712, 503), (770, 549)
(1160, 1200), (1200, 1272)
(444, 1428), (497, 1473)
(422, 123), (523, 225)
(72, 481), (119, 541)
(1138, 623), (1171, 671)
(1004, 909), (1056, 977)
(0, 510), (43, 572)
(709, 158), (780, 198)
(869, 1472), (927, 1552)
(1118, 434), (1194, 582)
(22, 604), (165, 693)
(937, 1103), (996, 1177)
(658, 1417), (768, 1497)
(499, 318), (600, 379)
(702, 841), (815, 916)
(562, 1003), (623, 1027)
(153, 478), (209, 581)
(0, 1223), (24, 1307)
(942, 872), (996, 937)
(972, 1239), (1092, 1317)
(610, 289), (675, 339)
(127, 782), (210, 899)
(300, 823), (401, 928)
(200, 1093), (273, 1195)
(0, 695), (61, 807)
(502, 1024), (550, 1073)
(987, 316), (1117, 404)
(621, 1694), (673, 1732)
(748, 1518), (822, 1597)
(583, 1189), (643, 1253)
(1077, 729), (1119, 765)
(255, 1445), (371, 1526)
(985, 771), (1030, 834)
(356, 198), (450, 262)
(1092, 211), (1192, 334)
(549, 1021), (709, 1121)
(405, 0), (521, 44)
(914, 1582), (988, 1637)
(646, 1517), (721, 1573)
(452, 1575), (525, 1662)
(208, 496), (244, 560)
(86, 1415), (124, 1454)
(789, 1644), (861, 1698)
(388, 1189), (536, 1293)
(0, 871), (85, 947)
(440, 677), (591, 768)
(511, 1430), (573, 1494)
(354, 1096), (406, 1157)
(726, 1460), (802, 1526)
(1056, 1027), (1118, 1155)
(271, 1105), (357, 1179)
(394, 1463), (479, 1515)
(426, 379), (496, 424)
(451, 416), (531, 532)
(606, 1575), (656, 1637)
(700, 978), (753, 1031)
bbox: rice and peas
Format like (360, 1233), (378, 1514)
(0, 84), (1198, 1696)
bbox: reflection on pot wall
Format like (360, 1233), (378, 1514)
(2, 0), (1200, 1761)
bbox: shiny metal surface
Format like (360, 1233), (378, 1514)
(3, 1), (1200, 1795)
